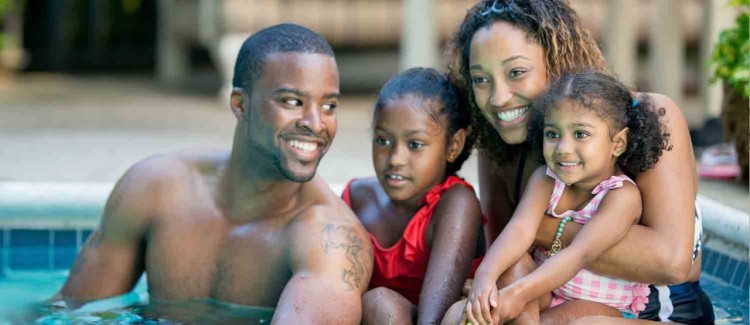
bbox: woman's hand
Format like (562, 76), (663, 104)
(463, 277), (498, 325)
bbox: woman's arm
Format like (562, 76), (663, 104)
(475, 167), (551, 284)
(534, 94), (697, 284)
(417, 185), (482, 324)
(478, 151), (516, 244)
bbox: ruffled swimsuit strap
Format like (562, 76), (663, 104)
(586, 174), (636, 213)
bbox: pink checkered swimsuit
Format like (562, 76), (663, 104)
(532, 168), (650, 315)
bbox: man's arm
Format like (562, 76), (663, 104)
(56, 159), (159, 305)
(535, 94), (698, 284)
(417, 185), (482, 324)
(273, 208), (373, 324)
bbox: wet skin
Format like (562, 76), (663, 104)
(57, 53), (373, 324)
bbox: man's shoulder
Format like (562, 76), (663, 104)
(293, 177), (365, 232)
(125, 149), (228, 187)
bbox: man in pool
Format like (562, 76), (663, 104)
(52, 23), (373, 324)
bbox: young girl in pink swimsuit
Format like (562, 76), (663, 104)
(464, 72), (672, 324)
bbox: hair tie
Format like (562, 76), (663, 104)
(631, 99), (639, 108)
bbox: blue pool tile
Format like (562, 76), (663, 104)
(10, 247), (49, 269)
(0, 230), (4, 275)
(731, 261), (748, 288)
(720, 258), (738, 284)
(706, 252), (721, 276)
(702, 249), (716, 273)
(10, 230), (51, 270)
(715, 254), (728, 278)
(53, 230), (78, 269)
(10, 229), (50, 247)
(54, 247), (78, 269)
(54, 230), (76, 247)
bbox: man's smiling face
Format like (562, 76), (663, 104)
(244, 52), (340, 182)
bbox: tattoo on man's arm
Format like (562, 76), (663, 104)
(321, 224), (371, 290)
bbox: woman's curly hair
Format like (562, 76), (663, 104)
(528, 72), (672, 177)
(445, 0), (611, 164)
(374, 67), (476, 177)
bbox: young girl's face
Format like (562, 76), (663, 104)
(372, 95), (455, 205)
(542, 99), (626, 188)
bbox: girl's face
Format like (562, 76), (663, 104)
(542, 99), (628, 189)
(469, 21), (548, 145)
(372, 95), (464, 206)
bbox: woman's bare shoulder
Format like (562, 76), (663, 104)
(635, 92), (688, 125)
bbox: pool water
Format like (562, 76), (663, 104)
(0, 272), (274, 324)
(0, 270), (746, 324)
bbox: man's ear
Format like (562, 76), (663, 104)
(613, 127), (629, 157)
(447, 129), (468, 163)
(230, 87), (248, 120)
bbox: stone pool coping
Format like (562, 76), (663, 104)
(1, 181), (747, 249)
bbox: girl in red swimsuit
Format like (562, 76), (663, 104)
(342, 67), (484, 324)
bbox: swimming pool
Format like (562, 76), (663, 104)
(0, 230), (746, 323)
(0, 182), (747, 323)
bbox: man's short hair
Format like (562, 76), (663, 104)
(232, 23), (335, 91)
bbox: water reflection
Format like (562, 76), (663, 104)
(34, 299), (274, 324)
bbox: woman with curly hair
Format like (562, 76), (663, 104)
(442, 0), (713, 324)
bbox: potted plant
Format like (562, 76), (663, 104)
(710, 0), (750, 185)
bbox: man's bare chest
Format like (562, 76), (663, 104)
(144, 219), (293, 307)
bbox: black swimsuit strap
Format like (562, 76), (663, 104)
(514, 148), (527, 205)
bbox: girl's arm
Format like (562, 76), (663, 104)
(477, 151), (516, 244)
(498, 183), (643, 320)
(416, 184), (483, 325)
(466, 167), (551, 324)
(534, 94), (697, 284)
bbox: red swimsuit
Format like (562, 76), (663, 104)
(342, 176), (483, 305)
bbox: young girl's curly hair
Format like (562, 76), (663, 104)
(445, 0), (611, 164)
(374, 67), (476, 177)
(529, 72), (672, 177)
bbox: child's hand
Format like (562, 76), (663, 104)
(491, 286), (528, 323)
(463, 278), (498, 325)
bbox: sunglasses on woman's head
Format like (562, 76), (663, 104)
(481, 0), (519, 16)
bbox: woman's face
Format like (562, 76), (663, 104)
(469, 21), (548, 145)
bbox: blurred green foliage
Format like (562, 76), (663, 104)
(710, 0), (750, 99)
(0, 0), (14, 16)
(0, 0), (22, 51)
